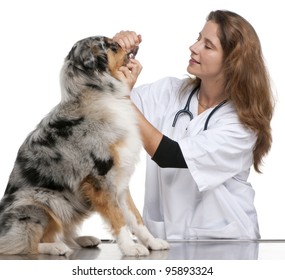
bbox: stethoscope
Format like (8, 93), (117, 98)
(172, 85), (227, 130)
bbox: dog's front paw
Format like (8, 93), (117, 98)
(38, 242), (73, 256)
(147, 238), (169, 251)
(75, 236), (101, 248)
(120, 243), (150, 256)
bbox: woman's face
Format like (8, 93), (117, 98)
(187, 20), (224, 83)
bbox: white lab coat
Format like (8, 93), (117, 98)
(131, 77), (260, 240)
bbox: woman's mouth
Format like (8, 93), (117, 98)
(189, 57), (200, 64)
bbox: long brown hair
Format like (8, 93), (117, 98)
(182, 10), (274, 173)
(209, 10), (274, 172)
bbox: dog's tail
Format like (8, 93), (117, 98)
(0, 205), (48, 254)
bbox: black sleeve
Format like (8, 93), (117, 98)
(151, 135), (187, 168)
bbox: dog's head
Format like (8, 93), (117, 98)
(65, 36), (138, 79)
(60, 36), (138, 102)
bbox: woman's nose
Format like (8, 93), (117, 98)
(189, 42), (198, 54)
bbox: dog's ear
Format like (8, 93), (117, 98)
(66, 43), (77, 61)
(82, 52), (96, 70)
(66, 41), (97, 72)
(66, 37), (109, 73)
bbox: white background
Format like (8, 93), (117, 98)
(0, 0), (284, 240)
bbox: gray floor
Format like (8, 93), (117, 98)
(1, 240), (285, 260)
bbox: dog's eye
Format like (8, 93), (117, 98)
(107, 42), (119, 52)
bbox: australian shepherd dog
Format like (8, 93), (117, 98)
(0, 36), (168, 256)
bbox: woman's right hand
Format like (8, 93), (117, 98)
(117, 58), (142, 90)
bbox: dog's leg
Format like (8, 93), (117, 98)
(62, 220), (101, 249)
(75, 236), (101, 248)
(38, 242), (73, 256)
(120, 190), (169, 251)
(91, 188), (150, 256)
(37, 209), (73, 256)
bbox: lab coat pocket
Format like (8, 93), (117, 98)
(189, 221), (242, 239)
(145, 219), (166, 239)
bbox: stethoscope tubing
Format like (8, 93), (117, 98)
(172, 85), (227, 130)
(172, 86), (198, 127)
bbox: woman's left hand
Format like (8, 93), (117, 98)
(113, 31), (142, 53)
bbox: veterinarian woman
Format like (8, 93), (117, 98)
(113, 10), (274, 240)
